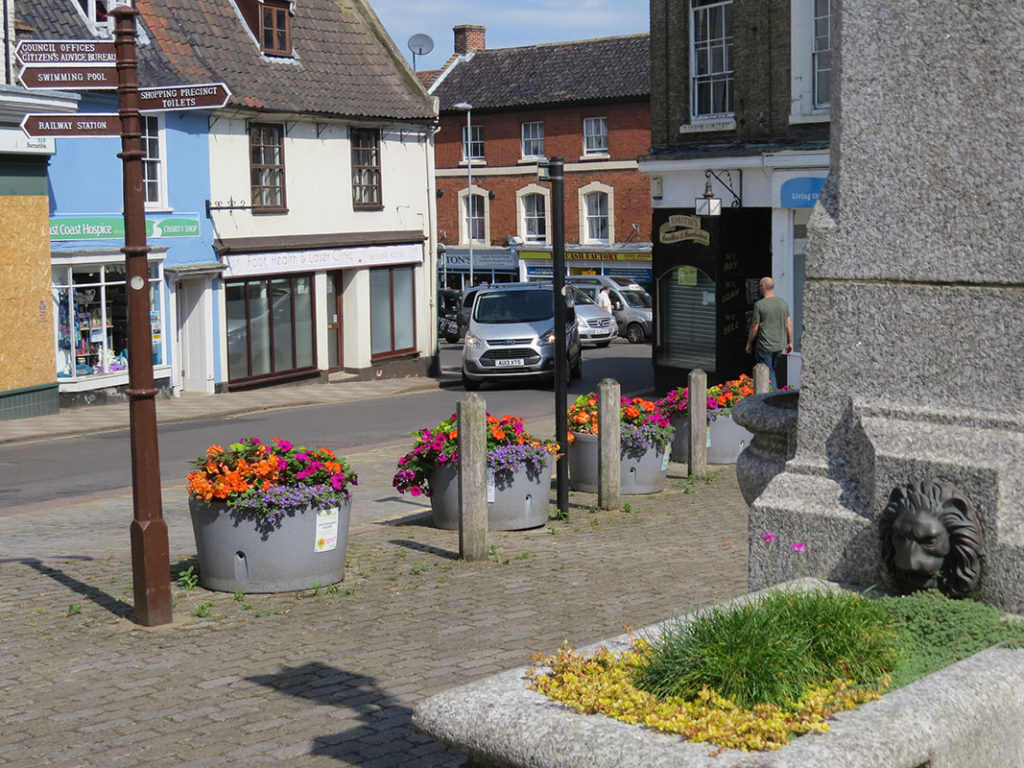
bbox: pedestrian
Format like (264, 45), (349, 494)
(597, 286), (613, 313)
(744, 276), (793, 389)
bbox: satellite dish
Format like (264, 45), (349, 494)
(408, 33), (434, 70)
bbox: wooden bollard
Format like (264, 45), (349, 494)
(597, 378), (621, 510)
(688, 368), (707, 479)
(753, 362), (770, 394)
(457, 393), (488, 561)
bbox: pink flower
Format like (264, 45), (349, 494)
(330, 473), (345, 490)
(762, 533), (777, 543)
(278, 440), (292, 452)
(791, 542), (806, 553)
(410, 486), (421, 497)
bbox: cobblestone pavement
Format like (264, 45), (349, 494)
(0, 459), (748, 767)
(0, 373), (749, 767)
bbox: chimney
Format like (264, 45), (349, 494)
(453, 25), (486, 55)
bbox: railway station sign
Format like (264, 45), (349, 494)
(21, 113), (121, 137)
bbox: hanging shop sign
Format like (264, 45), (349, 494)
(49, 213), (202, 241)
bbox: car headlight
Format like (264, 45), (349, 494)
(576, 317), (586, 330)
(465, 332), (485, 349)
(539, 328), (556, 345)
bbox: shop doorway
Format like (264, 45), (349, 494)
(176, 279), (214, 393)
(327, 271), (344, 370)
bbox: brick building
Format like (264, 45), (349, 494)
(428, 27), (652, 290)
(640, 0), (831, 390)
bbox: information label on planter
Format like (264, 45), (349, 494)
(486, 472), (495, 503)
(314, 507), (339, 552)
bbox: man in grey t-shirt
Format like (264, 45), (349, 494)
(744, 277), (793, 389)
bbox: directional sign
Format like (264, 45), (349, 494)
(139, 83), (231, 112)
(15, 39), (116, 66)
(21, 113), (121, 138)
(18, 65), (119, 90)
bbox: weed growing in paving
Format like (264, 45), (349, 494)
(233, 589), (245, 602)
(176, 565), (199, 591)
(67, 603), (82, 616)
(409, 565), (428, 575)
(622, 502), (632, 514)
(193, 602), (213, 618)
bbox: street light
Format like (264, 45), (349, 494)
(454, 101), (474, 288)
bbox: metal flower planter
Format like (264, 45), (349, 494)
(428, 457), (553, 531)
(567, 432), (668, 494)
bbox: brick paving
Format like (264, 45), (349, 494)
(0, 380), (749, 767)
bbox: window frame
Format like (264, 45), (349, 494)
(260, 0), (291, 57)
(369, 265), (417, 360)
(582, 117), (608, 156)
(350, 127), (383, 211)
(464, 191), (487, 244)
(578, 181), (614, 245)
(517, 184), (550, 244)
(461, 124), (484, 163)
(140, 113), (168, 210)
(690, 0), (734, 120)
(249, 122), (287, 214)
(812, 0), (831, 109)
(521, 121), (545, 159)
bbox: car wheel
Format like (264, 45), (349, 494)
(626, 323), (644, 344)
(462, 372), (481, 391)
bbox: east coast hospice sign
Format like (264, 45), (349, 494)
(49, 213), (202, 241)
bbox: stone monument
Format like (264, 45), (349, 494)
(747, 0), (1024, 611)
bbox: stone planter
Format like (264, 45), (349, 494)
(428, 457), (552, 531)
(731, 391), (799, 505)
(669, 412), (753, 465)
(568, 432), (668, 495)
(413, 579), (1024, 768)
(188, 497), (351, 593)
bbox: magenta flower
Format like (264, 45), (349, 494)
(410, 486), (421, 497)
(762, 532), (777, 543)
(278, 440), (292, 452)
(330, 473), (345, 491)
(791, 542), (806, 553)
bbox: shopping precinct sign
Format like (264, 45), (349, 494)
(50, 213), (202, 241)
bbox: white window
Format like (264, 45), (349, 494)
(462, 124), (484, 162)
(521, 122), (545, 158)
(789, 0), (831, 122)
(460, 188), (489, 244)
(578, 181), (614, 244)
(690, 0), (733, 119)
(583, 117), (608, 155)
(141, 114), (167, 208)
(812, 0), (831, 108)
(72, 0), (113, 36)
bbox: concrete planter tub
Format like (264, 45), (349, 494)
(669, 412), (753, 465)
(413, 579), (1024, 768)
(568, 432), (668, 495)
(428, 457), (553, 531)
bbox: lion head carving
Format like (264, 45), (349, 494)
(878, 479), (984, 598)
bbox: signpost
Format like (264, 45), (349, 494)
(139, 83), (230, 111)
(14, 39), (116, 64)
(18, 65), (119, 89)
(21, 113), (121, 137)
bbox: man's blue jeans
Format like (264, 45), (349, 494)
(754, 348), (784, 390)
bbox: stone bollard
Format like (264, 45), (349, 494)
(688, 368), (707, 479)
(457, 393), (487, 561)
(597, 378), (621, 510)
(753, 363), (770, 394)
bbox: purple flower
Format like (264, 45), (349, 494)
(762, 533), (777, 544)
(791, 542), (806, 553)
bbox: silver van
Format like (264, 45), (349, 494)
(566, 276), (653, 343)
(461, 283), (582, 390)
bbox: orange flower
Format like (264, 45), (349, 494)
(624, 406), (640, 420)
(325, 461), (341, 474)
(449, 429), (458, 440)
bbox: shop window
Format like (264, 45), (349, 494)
(250, 123), (286, 212)
(261, 0), (291, 56)
(351, 128), (382, 209)
(52, 260), (164, 381)
(370, 266), (416, 358)
(226, 275), (314, 382)
(691, 0), (734, 119)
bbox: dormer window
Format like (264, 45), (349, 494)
(261, 0), (291, 56)
(73, 0), (114, 37)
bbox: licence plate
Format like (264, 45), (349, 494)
(494, 358), (523, 368)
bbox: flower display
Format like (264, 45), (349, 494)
(187, 437), (357, 528)
(656, 374), (758, 423)
(393, 413), (559, 497)
(567, 393), (674, 453)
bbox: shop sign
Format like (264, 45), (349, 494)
(518, 250), (652, 263)
(15, 39), (116, 65)
(442, 251), (517, 269)
(659, 215), (710, 246)
(222, 243), (423, 278)
(779, 177), (826, 208)
(49, 213), (202, 241)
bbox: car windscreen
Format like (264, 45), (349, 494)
(620, 289), (653, 308)
(569, 287), (596, 305)
(474, 290), (553, 323)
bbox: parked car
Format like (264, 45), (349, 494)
(456, 285), (487, 340)
(567, 285), (617, 347)
(566, 276), (653, 343)
(461, 283), (582, 390)
(437, 288), (461, 343)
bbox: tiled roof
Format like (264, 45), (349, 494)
(16, 0), (435, 122)
(432, 34), (649, 112)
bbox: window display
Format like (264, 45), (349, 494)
(52, 260), (164, 380)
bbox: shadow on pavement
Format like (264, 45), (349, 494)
(246, 661), (465, 766)
(387, 538), (459, 561)
(20, 557), (134, 618)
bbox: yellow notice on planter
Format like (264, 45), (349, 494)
(314, 507), (339, 552)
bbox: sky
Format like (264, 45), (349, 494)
(369, 0), (651, 71)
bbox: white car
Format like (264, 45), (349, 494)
(568, 286), (617, 347)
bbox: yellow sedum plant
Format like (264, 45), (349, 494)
(526, 637), (890, 753)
